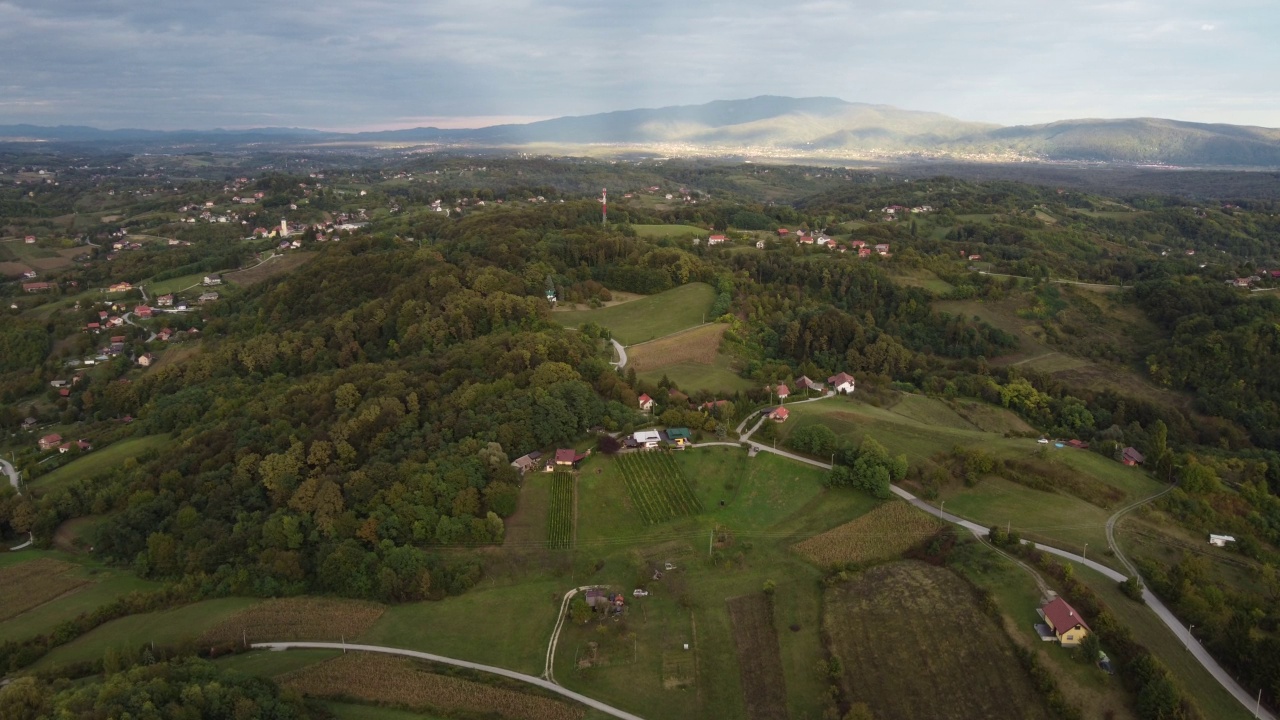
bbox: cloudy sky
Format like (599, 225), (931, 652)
(1, 0), (1276, 130)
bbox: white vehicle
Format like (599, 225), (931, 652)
(1037, 438), (1049, 444)
(632, 589), (650, 597)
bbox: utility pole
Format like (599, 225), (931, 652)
(1184, 623), (1194, 651)
(939, 500), (946, 519)
(1083, 543), (1088, 560)
(1256, 688), (1263, 718)
(709, 529), (714, 558)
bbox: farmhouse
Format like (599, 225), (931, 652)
(707, 234), (726, 245)
(777, 228), (790, 236)
(134, 305), (153, 318)
(632, 430), (662, 449)
(1067, 439), (1090, 449)
(22, 282), (54, 293)
(21, 417), (38, 430)
(108, 282), (132, 293)
(554, 448), (588, 469)
(875, 243), (891, 255)
(1209, 534), (1236, 547)
(38, 433), (63, 451)
(795, 375), (824, 392)
(24, 235), (36, 244)
(138, 353), (156, 367)
(768, 407), (790, 422)
(1121, 447), (1145, 466)
(1039, 597), (1091, 646)
(827, 372), (856, 394)
(638, 393), (655, 412)
(157, 294), (174, 307)
(775, 384), (790, 401)
(203, 274), (222, 286)
(198, 291), (220, 303)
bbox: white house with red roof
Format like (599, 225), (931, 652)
(827, 372), (856, 394)
(707, 234), (726, 245)
(39, 433), (63, 451)
(775, 384), (790, 401)
(769, 407), (790, 422)
(638, 393), (654, 412)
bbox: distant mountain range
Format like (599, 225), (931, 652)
(5, 96), (1280, 167)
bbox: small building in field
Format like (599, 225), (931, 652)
(1039, 597), (1091, 646)
(1067, 439), (1090, 449)
(769, 407), (790, 422)
(22, 417), (38, 430)
(775, 384), (790, 401)
(1208, 534), (1236, 547)
(707, 234), (726, 245)
(795, 376), (824, 393)
(666, 427), (692, 447)
(554, 448), (588, 469)
(632, 430), (662, 449)
(203, 274), (222, 286)
(137, 353), (156, 367)
(39, 433), (63, 451)
(1121, 447), (1145, 466)
(827, 372), (856, 394)
(511, 451), (543, 474)
(638, 393), (654, 412)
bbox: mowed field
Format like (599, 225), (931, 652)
(776, 394), (1164, 564)
(279, 652), (585, 720)
(792, 501), (944, 568)
(0, 558), (92, 622)
(823, 561), (1052, 720)
(32, 435), (170, 494)
(228, 251), (315, 286)
(631, 224), (706, 239)
(553, 283), (715, 345)
(629, 323), (754, 394)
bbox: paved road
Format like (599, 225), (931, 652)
(252, 642), (646, 720)
(122, 312), (157, 342)
(2, 458), (34, 551)
(0, 458), (17, 494)
(610, 339), (627, 368)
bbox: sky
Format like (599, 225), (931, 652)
(1, 0), (1277, 131)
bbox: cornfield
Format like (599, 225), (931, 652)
(793, 501), (945, 567)
(0, 558), (90, 622)
(547, 472), (575, 549)
(280, 652), (585, 720)
(197, 597), (386, 646)
(628, 323), (727, 372)
(617, 452), (703, 524)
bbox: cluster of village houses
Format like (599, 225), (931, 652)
(696, 229), (893, 258)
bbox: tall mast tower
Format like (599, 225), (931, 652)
(601, 188), (607, 226)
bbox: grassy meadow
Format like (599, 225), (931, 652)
(32, 435), (171, 494)
(631, 224), (706, 239)
(552, 283), (715, 345)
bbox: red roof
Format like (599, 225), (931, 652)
(638, 393), (653, 405)
(1041, 597), (1090, 634)
(828, 372), (855, 386)
(41, 433), (62, 445)
(776, 384), (790, 397)
(771, 407), (790, 420)
(555, 448), (578, 463)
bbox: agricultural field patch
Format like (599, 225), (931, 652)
(792, 501), (944, 568)
(145, 272), (208, 295)
(553, 283), (715, 345)
(616, 452), (704, 524)
(824, 561), (1052, 720)
(279, 652), (585, 720)
(636, 354), (754, 395)
(548, 471), (576, 550)
(228, 251), (316, 286)
(726, 593), (788, 720)
(631, 224), (706, 239)
(0, 558), (91, 622)
(31, 435), (170, 494)
(950, 399), (1036, 435)
(887, 267), (954, 295)
(0, 260), (31, 276)
(198, 597), (387, 647)
(627, 323), (726, 373)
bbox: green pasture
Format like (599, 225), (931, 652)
(553, 283), (716, 345)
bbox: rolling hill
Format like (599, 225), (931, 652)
(5, 96), (1280, 167)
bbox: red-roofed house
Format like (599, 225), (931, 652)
(777, 228), (790, 236)
(769, 407), (790, 422)
(134, 305), (153, 318)
(638, 393), (654, 412)
(851, 240), (867, 249)
(138, 353), (156, 367)
(875, 243), (891, 255)
(554, 448), (588, 469)
(22, 282), (54, 293)
(707, 234), (726, 245)
(775, 384), (790, 401)
(1122, 447), (1145, 466)
(157, 294), (174, 307)
(858, 247), (872, 258)
(86, 322), (100, 332)
(827, 372), (856, 394)
(1039, 597), (1091, 646)
(39, 433), (62, 451)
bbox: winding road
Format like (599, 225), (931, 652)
(252, 642), (645, 720)
(737, 402), (1274, 720)
(2, 458), (34, 551)
(610, 339), (627, 368)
